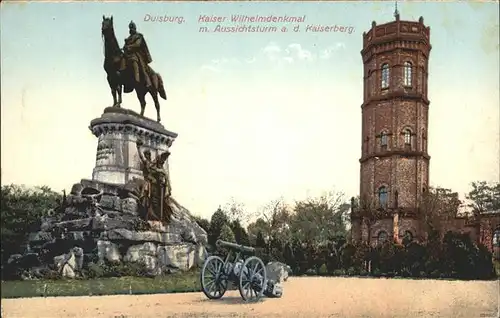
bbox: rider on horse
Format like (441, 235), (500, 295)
(122, 21), (153, 92)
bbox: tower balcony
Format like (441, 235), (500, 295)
(359, 150), (430, 164)
(361, 90), (430, 109)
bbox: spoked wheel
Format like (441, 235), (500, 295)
(200, 256), (228, 299)
(238, 256), (267, 302)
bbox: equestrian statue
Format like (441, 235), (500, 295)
(101, 16), (166, 122)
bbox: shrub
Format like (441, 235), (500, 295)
(40, 269), (61, 280)
(318, 263), (328, 275)
(472, 244), (496, 279)
(84, 262), (105, 278)
(305, 268), (316, 276)
(430, 269), (441, 279)
(359, 269), (369, 276)
(104, 261), (148, 277)
(81, 261), (149, 279)
(340, 243), (356, 269)
(347, 267), (358, 276)
(332, 269), (346, 276)
(352, 242), (371, 269)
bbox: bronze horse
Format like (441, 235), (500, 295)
(101, 16), (166, 122)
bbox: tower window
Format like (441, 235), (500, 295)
(404, 129), (412, 145)
(378, 186), (388, 208)
(380, 132), (388, 147)
(404, 62), (412, 86)
(381, 64), (390, 89)
(378, 231), (388, 245)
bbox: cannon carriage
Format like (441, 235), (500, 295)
(200, 240), (269, 302)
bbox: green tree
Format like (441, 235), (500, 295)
(193, 216), (210, 233)
(208, 207), (229, 247)
(1, 184), (62, 263)
(247, 218), (270, 245)
(290, 191), (349, 246)
(215, 223), (237, 256)
(419, 187), (462, 241)
(466, 181), (500, 214)
(260, 198), (292, 249)
(255, 231), (267, 248)
(230, 219), (250, 246)
(218, 224), (236, 242)
(223, 198), (249, 224)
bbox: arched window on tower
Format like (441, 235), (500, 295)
(404, 62), (412, 87)
(381, 64), (390, 89)
(380, 131), (388, 148)
(404, 129), (412, 145)
(378, 186), (388, 208)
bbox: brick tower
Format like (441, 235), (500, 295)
(351, 12), (432, 245)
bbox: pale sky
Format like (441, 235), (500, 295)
(1, 2), (499, 219)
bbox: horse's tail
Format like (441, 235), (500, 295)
(156, 73), (167, 100)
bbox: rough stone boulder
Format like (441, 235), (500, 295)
(266, 261), (292, 283)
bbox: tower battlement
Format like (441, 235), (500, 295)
(362, 16), (431, 60)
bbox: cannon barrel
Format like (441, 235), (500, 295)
(216, 240), (255, 254)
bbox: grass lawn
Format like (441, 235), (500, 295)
(1, 270), (202, 299)
(3, 262), (498, 299)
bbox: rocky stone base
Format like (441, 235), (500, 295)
(5, 179), (208, 279)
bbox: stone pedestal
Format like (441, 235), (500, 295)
(89, 107), (178, 185)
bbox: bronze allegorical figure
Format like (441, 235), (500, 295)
(135, 138), (173, 223)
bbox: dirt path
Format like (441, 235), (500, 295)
(2, 277), (499, 318)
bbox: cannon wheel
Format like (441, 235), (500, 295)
(238, 256), (267, 301)
(200, 256), (228, 299)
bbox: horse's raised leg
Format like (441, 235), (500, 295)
(151, 91), (161, 123)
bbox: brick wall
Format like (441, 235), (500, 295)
(479, 214), (500, 257)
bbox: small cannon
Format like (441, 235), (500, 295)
(200, 240), (268, 302)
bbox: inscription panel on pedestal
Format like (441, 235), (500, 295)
(96, 140), (114, 163)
